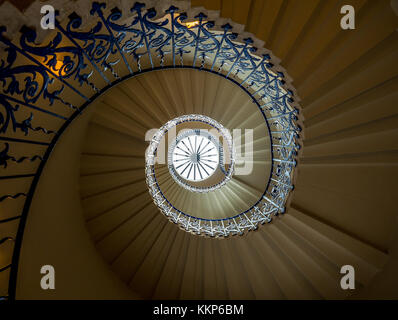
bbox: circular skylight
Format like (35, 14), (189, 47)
(172, 134), (219, 182)
(148, 114), (234, 194)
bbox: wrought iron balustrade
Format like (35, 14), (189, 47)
(0, 1), (301, 299)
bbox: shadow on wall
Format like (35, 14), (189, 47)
(15, 107), (139, 299)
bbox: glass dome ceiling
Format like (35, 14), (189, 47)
(171, 132), (219, 182)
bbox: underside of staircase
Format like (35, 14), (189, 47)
(0, 0), (397, 300)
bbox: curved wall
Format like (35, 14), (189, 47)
(15, 106), (138, 299)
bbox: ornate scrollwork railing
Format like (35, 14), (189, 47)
(0, 1), (301, 299)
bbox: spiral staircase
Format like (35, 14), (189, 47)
(0, 0), (397, 300)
